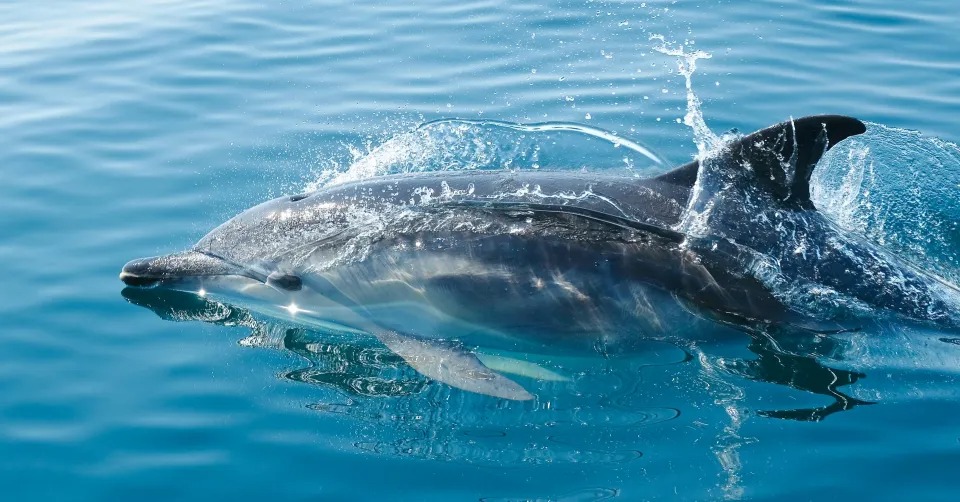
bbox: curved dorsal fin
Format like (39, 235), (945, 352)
(655, 115), (867, 209)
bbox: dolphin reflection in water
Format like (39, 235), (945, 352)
(120, 115), (960, 413)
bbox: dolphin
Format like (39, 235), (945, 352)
(119, 115), (960, 400)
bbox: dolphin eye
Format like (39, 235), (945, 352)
(267, 271), (302, 291)
(289, 193), (310, 202)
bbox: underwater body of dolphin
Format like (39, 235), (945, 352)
(120, 115), (960, 400)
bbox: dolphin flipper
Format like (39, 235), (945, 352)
(373, 330), (534, 400)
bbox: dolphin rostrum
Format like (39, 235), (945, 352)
(120, 115), (960, 400)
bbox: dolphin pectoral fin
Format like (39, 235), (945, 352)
(475, 351), (570, 382)
(372, 330), (534, 401)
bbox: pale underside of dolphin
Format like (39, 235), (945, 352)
(120, 115), (960, 400)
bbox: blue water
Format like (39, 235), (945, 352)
(3, 1), (960, 500)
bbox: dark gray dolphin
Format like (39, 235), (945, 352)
(120, 115), (960, 400)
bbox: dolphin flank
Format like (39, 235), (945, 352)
(120, 115), (960, 399)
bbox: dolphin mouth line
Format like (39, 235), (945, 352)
(118, 271), (163, 287)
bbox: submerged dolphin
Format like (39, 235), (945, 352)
(120, 115), (960, 400)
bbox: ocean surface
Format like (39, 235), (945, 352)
(3, 0), (960, 500)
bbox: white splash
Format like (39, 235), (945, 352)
(651, 35), (720, 157)
(316, 119), (669, 189)
(651, 35), (724, 238)
(813, 124), (960, 288)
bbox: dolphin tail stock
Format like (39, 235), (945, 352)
(370, 329), (535, 401)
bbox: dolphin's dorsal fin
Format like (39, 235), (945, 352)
(655, 115), (866, 209)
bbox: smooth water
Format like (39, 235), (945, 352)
(3, 1), (960, 500)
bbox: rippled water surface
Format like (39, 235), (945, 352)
(3, 1), (960, 500)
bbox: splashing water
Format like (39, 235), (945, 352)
(650, 35), (719, 157)
(651, 36), (729, 238)
(310, 119), (669, 191)
(813, 124), (960, 287)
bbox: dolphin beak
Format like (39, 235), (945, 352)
(119, 251), (241, 287)
(120, 257), (163, 287)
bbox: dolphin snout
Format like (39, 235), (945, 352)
(120, 257), (163, 287)
(119, 251), (241, 288)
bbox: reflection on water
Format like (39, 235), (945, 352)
(724, 329), (874, 422)
(123, 287), (683, 464)
(121, 286), (883, 474)
(283, 334), (428, 398)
